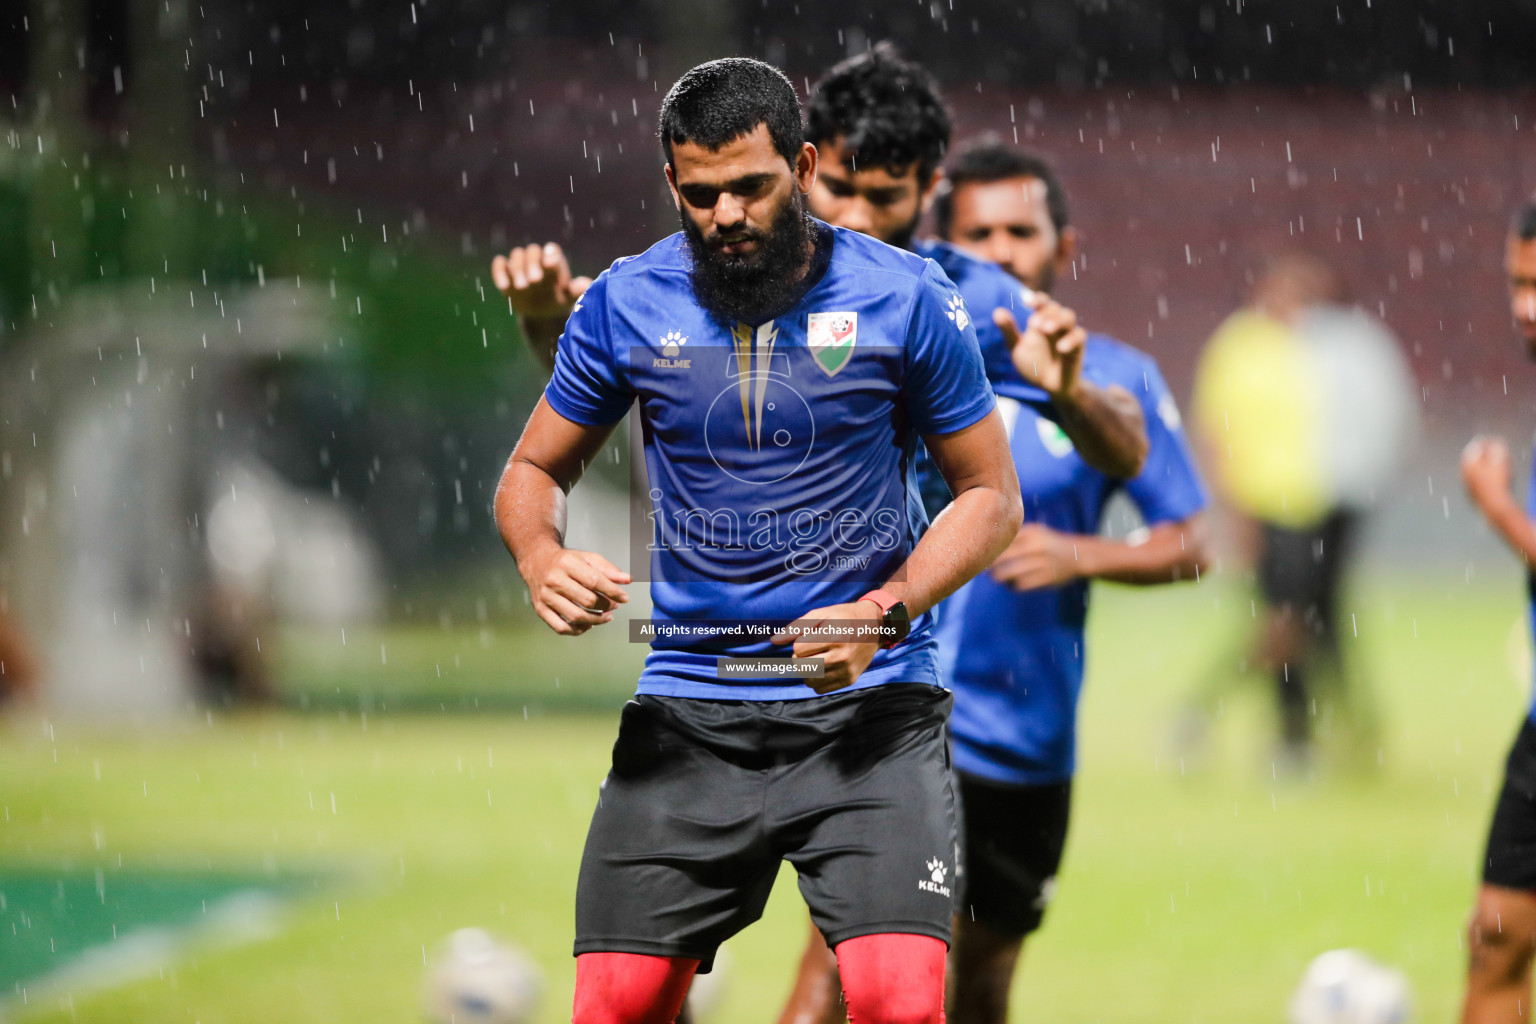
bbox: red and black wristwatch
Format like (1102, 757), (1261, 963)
(858, 588), (911, 650)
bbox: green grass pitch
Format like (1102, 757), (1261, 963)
(1, 570), (1529, 1023)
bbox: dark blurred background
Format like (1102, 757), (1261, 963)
(3, 0), (1536, 712)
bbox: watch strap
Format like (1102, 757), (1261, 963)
(858, 588), (901, 614)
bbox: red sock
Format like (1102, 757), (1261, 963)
(572, 952), (699, 1024)
(835, 933), (947, 1024)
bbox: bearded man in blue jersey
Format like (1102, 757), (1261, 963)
(493, 50), (1153, 1024)
(495, 58), (1029, 1024)
(776, 61), (1212, 1024)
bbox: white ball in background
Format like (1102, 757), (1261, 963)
(1289, 949), (1411, 1024)
(423, 928), (543, 1024)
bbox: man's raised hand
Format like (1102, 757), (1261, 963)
(995, 293), (1147, 479)
(995, 292), (1086, 399)
(491, 242), (592, 322)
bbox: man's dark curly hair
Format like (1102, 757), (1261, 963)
(933, 134), (1071, 240)
(658, 58), (803, 169)
(804, 42), (951, 181)
(1515, 196), (1536, 241)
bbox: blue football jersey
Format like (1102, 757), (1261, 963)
(936, 335), (1208, 784)
(910, 240), (1049, 523)
(543, 222), (997, 700)
(913, 240), (1048, 407)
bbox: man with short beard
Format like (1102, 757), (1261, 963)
(801, 46), (1146, 487)
(495, 58), (1027, 1024)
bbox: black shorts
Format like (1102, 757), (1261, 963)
(956, 771), (1073, 938)
(1257, 511), (1356, 615)
(574, 684), (958, 971)
(1483, 716), (1536, 891)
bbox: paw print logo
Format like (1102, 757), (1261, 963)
(927, 858), (947, 884)
(659, 330), (687, 357)
(944, 293), (970, 332)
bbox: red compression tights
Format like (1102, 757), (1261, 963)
(835, 933), (947, 1024)
(571, 934), (945, 1024)
(572, 952), (698, 1024)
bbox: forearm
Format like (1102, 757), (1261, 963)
(1072, 519), (1210, 585)
(1053, 380), (1148, 479)
(1480, 495), (1536, 566)
(877, 484), (1023, 617)
(519, 315), (565, 372)
(494, 459), (569, 584)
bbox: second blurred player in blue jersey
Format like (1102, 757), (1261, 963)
(801, 46), (1147, 490)
(776, 63), (1211, 1024)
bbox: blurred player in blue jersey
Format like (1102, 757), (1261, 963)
(775, 73), (1211, 1024)
(930, 134), (1210, 1024)
(1457, 198), (1536, 1024)
(495, 58), (1028, 1024)
(799, 45), (1146, 489)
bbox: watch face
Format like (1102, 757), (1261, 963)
(883, 601), (911, 648)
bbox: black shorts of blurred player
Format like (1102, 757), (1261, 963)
(948, 773), (1073, 1024)
(1255, 510), (1357, 752)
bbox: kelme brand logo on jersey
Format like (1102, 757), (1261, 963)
(807, 311), (857, 377)
(1036, 417), (1076, 458)
(918, 857), (951, 898)
(653, 330), (690, 368)
(651, 328), (694, 368)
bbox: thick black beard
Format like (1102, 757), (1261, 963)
(681, 191), (815, 327)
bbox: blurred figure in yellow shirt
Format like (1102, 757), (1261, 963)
(1187, 254), (1417, 767)
(1195, 308), (1329, 528)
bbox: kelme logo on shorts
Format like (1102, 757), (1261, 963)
(807, 311), (857, 377)
(918, 857), (951, 898)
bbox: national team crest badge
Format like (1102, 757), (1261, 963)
(807, 311), (858, 377)
(1036, 417), (1076, 458)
